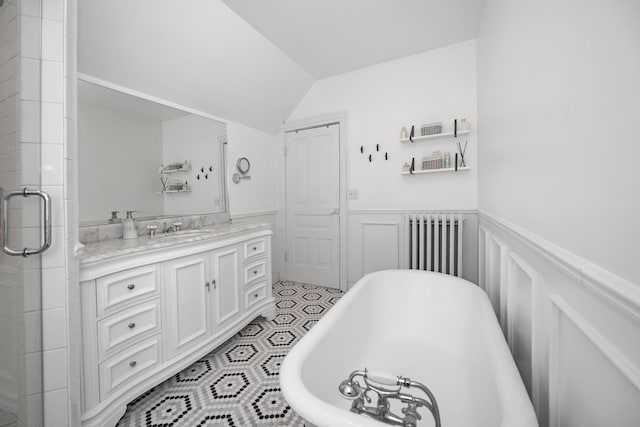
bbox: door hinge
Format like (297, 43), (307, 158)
(284, 251), (288, 262)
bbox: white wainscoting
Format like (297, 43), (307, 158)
(479, 211), (640, 427)
(348, 210), (478, 288)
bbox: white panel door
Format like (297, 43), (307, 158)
(286, 124), (340, 288)
(210, 245), (241, 329)
(164, 253), (211, 359)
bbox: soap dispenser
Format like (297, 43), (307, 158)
(123, 211), (139, 239)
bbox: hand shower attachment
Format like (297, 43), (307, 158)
(338, 368), (441, 427)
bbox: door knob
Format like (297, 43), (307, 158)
(329, 208), (340, 215)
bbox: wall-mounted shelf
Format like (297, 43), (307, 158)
(159, 161), (191, 174)
(159, 180), (191, 193)
(401, 167), (470, 175)
(400, 129), (470, 143)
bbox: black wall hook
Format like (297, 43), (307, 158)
(369, 154), (372, 162)
(360, 146), (364, 154)
(385, 153), (388, 160)
(376, 144), (379, 152)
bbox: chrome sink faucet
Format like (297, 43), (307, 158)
(146, 225), (158, 238)
(338, 368), (441, 427)
(171, 222), (182, 232)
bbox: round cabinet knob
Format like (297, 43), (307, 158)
(127, 284), (135, 290)
(253, 270), (258, 275)
(252, 247), (257, 251)
(129, 360), (137, 368)
(254, 293), (259, 298)
(128, 322), (136, 329)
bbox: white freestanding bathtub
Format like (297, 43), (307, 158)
(280, 270), (538, 427)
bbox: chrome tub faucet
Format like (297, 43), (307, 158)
(338, 368), (441, 427)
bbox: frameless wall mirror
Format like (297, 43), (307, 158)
(77, 79), (229, 225)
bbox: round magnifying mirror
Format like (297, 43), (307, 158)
(236, 157), (250, 175)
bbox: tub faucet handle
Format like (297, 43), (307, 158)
(172, 222), (183, 232)
(366, 369), (399, 386)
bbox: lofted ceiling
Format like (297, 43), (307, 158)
(78, 0), (484, 132)
(78, 0), (314, 132)
(221, 0), (485, 78)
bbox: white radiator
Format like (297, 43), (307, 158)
(406, 213), (464, 277)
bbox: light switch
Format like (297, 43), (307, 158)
(348, 189), (359, 200)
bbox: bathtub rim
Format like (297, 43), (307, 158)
(280, 269), (538, 427)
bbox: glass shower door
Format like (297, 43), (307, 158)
(0, 187), (51, 426)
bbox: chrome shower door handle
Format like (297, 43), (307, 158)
(1, 188), (52, 257)
(329, 208), (340, 215)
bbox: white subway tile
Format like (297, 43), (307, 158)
(22, 0), (41, 18)
(20, 58), (40, 101)
(20, 142), (40, 186)
(43, 0), (63, 22)
(41, 61), (63, 103)
(25, 351), (43, 395)
(21, 188), (40, 227)
(63, 158), (73, 199)
(23, 268), (41, 312)
(42, 226), (64, 269)
(41, 102), (63, 143)
(25, 393), (44, 427)
(43, 388), (68, 426)
(42, 20), (63, 62)
(42, 307), (66, 350)
(41, 144), (63, 185)
(41, 266), (65, 310)
(20, 16), (41, 59)
(40, 185), (63, 227)
(64, 118), (73, 160)
(43, 348), (67, 391)
(20, 100), (40, 143)
(24, 310), (42, 353)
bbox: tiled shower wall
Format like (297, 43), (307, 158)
(0, 0), (27, 424)
(0, 0), (75, 425)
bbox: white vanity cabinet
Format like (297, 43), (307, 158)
(163, 252), (211, 359)
(78, 227), (274, 427)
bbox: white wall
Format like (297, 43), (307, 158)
(78, 103), (164, 222)
(226, 122), (278, 216)
(162, 115), (226, 216)
(477, 0), (640, 286)
(287, 39), (478, 211)
(477, 1), (640, 425)
(285, 40), (478, 285)
(77, 0), (314, 132)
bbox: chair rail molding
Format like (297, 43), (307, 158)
(479, 210), (640, 426)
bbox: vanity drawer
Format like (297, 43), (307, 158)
(243, 258), (267, 286)
(245, 282), (267, 310)
(96, 264), (160, 315)
(99, 335), (161, 400)
(243, 237), (267, 261)
(97, 299), (161, 359)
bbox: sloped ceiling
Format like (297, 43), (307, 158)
(78, 0), (314, 132)
(221, 0), (484, 78)
(79, 0), (484, 132)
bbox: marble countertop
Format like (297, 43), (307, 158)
(76, 222), (272, 264)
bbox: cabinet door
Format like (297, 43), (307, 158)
(210, 245), (241, 329)
(164, 253), (211, 359)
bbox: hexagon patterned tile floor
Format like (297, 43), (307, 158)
(116, 281), (343, 427)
